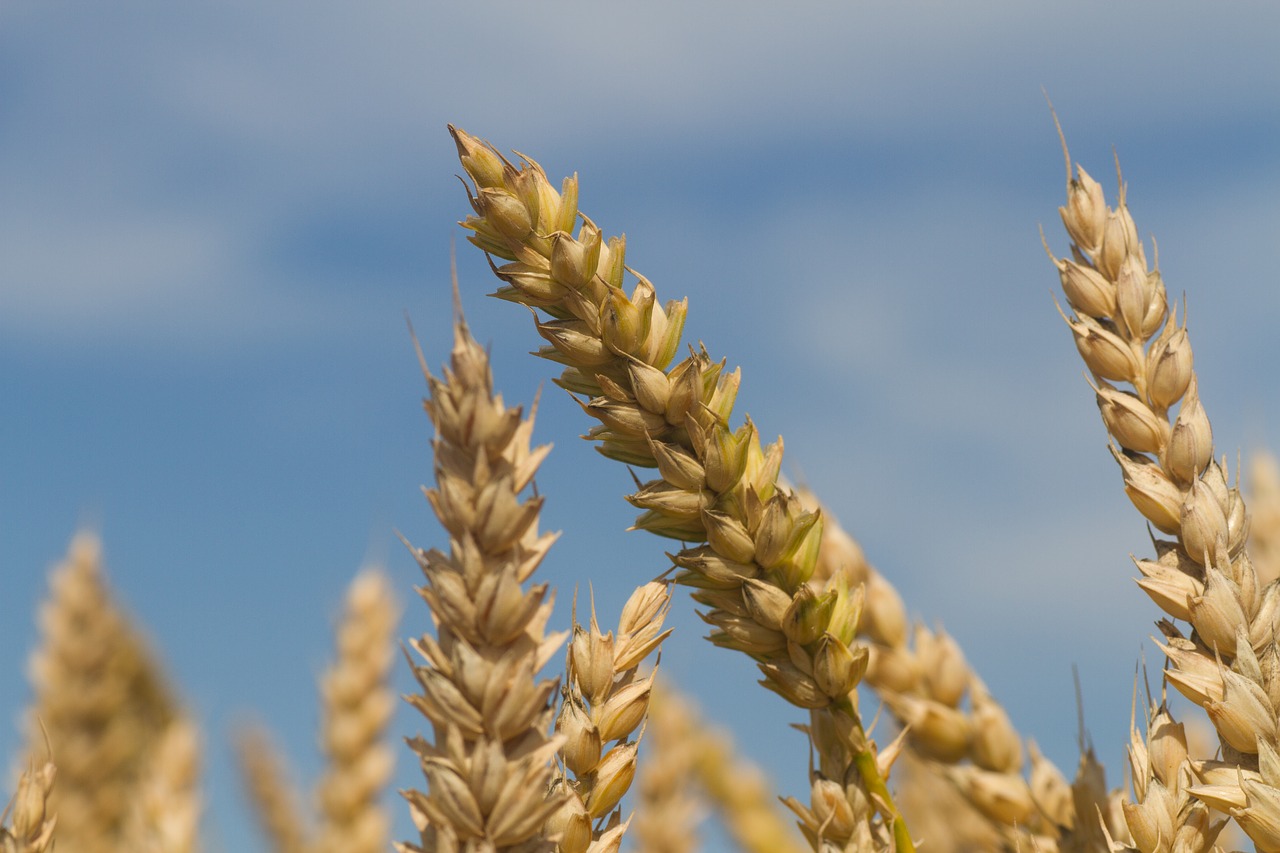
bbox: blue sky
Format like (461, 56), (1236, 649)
(2, 2), (1279, 850)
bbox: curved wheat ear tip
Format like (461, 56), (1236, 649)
(449, 123), (916, 853)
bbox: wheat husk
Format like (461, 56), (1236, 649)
(1, 757), (56, 853)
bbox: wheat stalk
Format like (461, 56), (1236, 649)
(400, 314), (568, 852)
(1047, 128), (1277, 850)
(316, 567), (400, 853)
(448, 124), (912, 852)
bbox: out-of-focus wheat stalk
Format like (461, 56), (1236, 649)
(400, 314), (567, 852)
(316, 567), (399, 853)
(1046, 126), (1267, 850)
(235, 724), (312, 853)
(25, 531), (176, 853)
(449, 124), (911, 853)
(548, 582), (670, 853)
(1, 757), (56, 853)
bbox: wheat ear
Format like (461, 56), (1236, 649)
(1, 757), (56, 853)
(316, 567), (399, 853)
(1048, 138), (1277, 850)
(234, 723), (312, 853)
(25, 531), (176, 853)
(400, 313), (566, 853)
(546, 582), (670, 853)
(449, 125), (911, 852)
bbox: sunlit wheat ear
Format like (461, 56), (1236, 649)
(235, 723), (312, 853)
(1, 755), (57, 853)
(449, 123), (913, 853)
(545, 581), (671, 853)
(25, 531), (176, 853)
(400, 312), (566, 853)
(316, 567), (400, 853)
(1047, 127), (1278, 850)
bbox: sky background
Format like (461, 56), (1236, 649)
(2, 2), (1279, 850)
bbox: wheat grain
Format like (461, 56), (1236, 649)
(449, 124), (911, 853)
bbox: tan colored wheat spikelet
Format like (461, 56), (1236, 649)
(234, 723), (312, 853)
(449, 124), (912, 853)
(25, 531), (176, 853)
(400, 313), (567, 852)
(316, 567), (400, 853)
(1047, 127), (1277, 850)
(1, 756), (56, 853)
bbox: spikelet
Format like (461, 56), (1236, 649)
(1, 757), (56, 853)
(316, 567), (400, 853)
(400, 313), (566, 852)
(450, 124), (911, 853)
(235, 724), (312, 853)
(25, 531), (176, 853)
